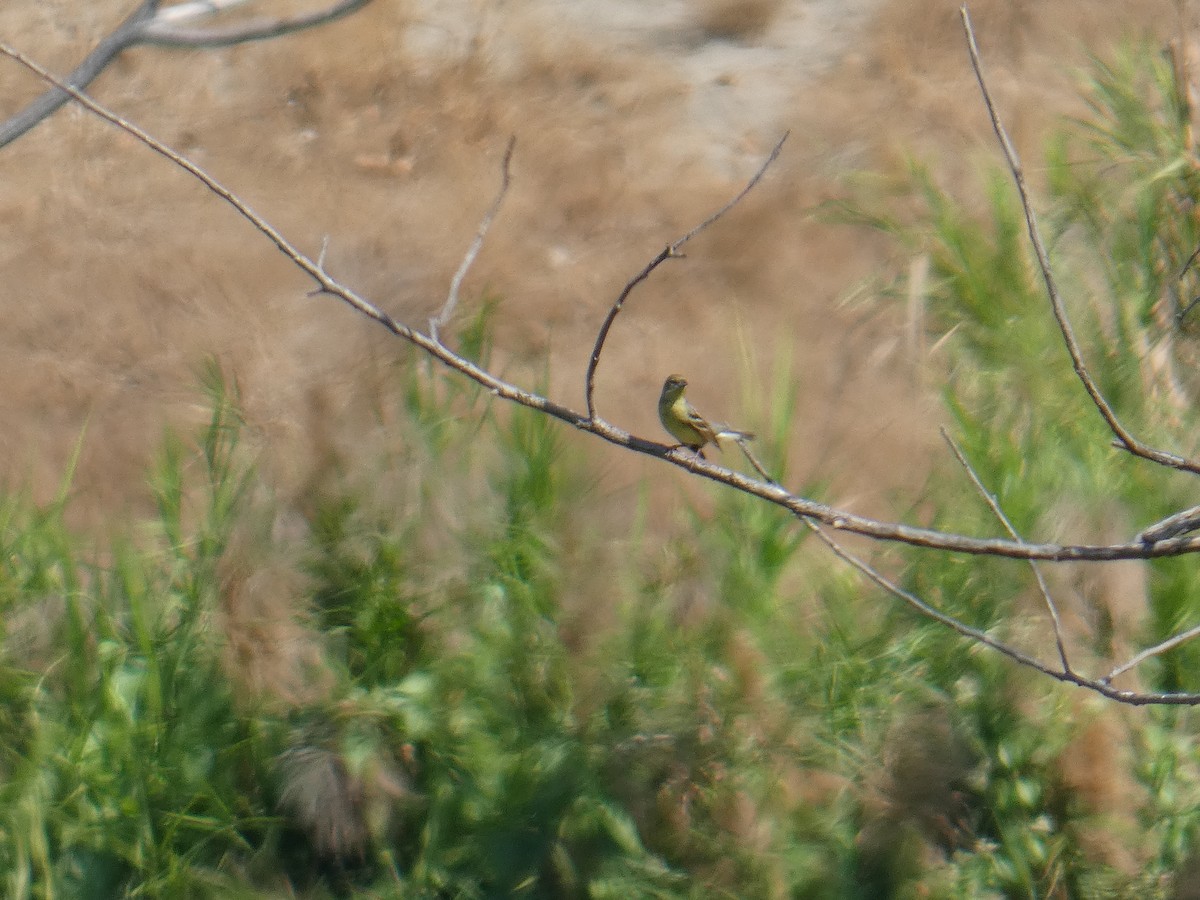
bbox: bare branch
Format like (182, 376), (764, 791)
(941, 428), (1071, 673)
(141, 0), (372, 48)
(9, 41), (1200, 573)
(431, 136), (516, 344)
(0, 1), (158, 149)
(807, 520), (1200, 706)
(960, 5), (1200, 476)
(1137, 504), (1200, 543)
(583, 133), (788, 421)
(1102, 622), (1200, 685)
(0, 0), (374, 149)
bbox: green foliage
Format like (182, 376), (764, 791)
(845, 37), (1200, 898)
(0, 366), (273, 897)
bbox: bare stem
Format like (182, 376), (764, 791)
(0, 0), (374, 148)
(941, 428), (1071, 673)
(961, 5), (1200, 476)
(807, 520), (1200, 705)
(431, 137), (516, 344)
(1103, 622), (1200, 685)
(583, 133), (788, 420)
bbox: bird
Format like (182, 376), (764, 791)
(657, 374), (754, 458)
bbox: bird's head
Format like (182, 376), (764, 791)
(661, 374), (688, 399)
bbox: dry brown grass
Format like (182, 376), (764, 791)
(218, 515), (333, 709)
(0, 0), (1190, 535)
(694, 0), (783, 41)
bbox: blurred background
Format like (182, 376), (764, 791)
(8, 2), (1200, 896)
(0, 0), (1184, 529)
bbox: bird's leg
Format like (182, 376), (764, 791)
(667, 443), (706, 459)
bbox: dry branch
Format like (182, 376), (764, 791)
(11, 40), (1191, 564)
(583, 133), (787, 420)
(0, 0), (372, 150)
(806, 520), (1200, 705)
(960, 5), (1200, 476)
(431, 137), (516, 344)
(941, 428), (1071, 674)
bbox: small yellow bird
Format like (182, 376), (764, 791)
(657, 374), (754, 457)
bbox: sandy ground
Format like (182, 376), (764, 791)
(0, 0), (1190, 530)
(404, 0), (885, 171)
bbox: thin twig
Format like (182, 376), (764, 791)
(961, 5), (1200, 476)
(1102, 622), (1200, 685)
(1182, 243), (1200, 280)
(941, 428), (1071, 673)
(733, 438), (775, 484)
(0, 0), (159, 149)
(583, 133), (788, 420)
(1177, 293), (1200, 323)
(1137, 504), (1200, 543)
(806, 519), (1200, 705)
(430, 136), (515, 344)
(0, 0), (373, 149)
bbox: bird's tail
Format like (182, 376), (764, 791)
(715, 428), (755, 442)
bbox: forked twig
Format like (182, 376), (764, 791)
(961, 5), (1200, 476)
(941, 428), (1071, 673)
(1102, 622), (1200, 685)
(583, 133), (788, 421)
(0, 0), (372, 150)
(431, 136), (516, 343)
(805, 520), (1200, 705)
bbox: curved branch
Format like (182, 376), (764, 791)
(0, 0), (374, 150)
(140, 0), (372, 47)
(0, 1), (158, 149)
(808, 520), (1200, 706)
(960, 5), (1200, 476)
(583, 133), (787, 420)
